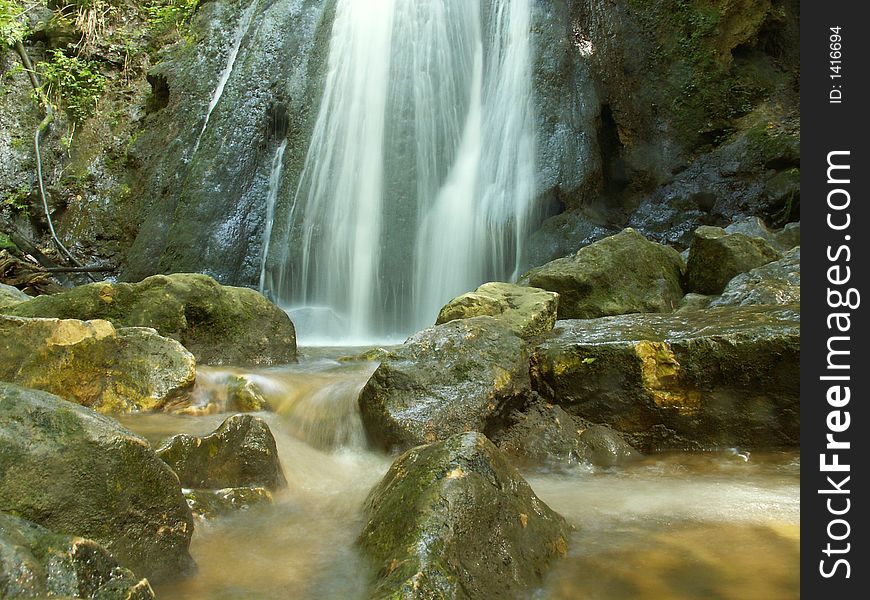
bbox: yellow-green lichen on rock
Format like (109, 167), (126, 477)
(530, 304), (799, 450)
(4, 273), (297, 366)
(436, 281), (559, 339)
(0, 315), (196, 413)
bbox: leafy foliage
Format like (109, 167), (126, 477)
(0, 0), (29, 47)
(146, 0), (199, 36)
(36, 49), (106, 123)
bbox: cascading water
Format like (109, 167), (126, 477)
(261, 0), (538, 342)
(259, 140), (289, 293)
(191, 0), (259, 156)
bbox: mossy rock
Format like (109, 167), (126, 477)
(358, 317), (531, 452)
(436, 282), (559, 339)
(519, 228), (685, 319)
(226, 375), (270, 412)
(685, 226), (782, 294)
(157, 414), (286, 490)
(0, 383), (195, 583)
(0, 315), (196, 413)
(0, 512), (155, 599)
(530, 305), (800, 450)
(4, 273), (297, 366)
(711, 247), (800, 307)
(359, 432), (570, 600)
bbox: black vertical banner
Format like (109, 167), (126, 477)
(802, 1), (869, 596)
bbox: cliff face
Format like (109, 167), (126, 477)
(0, 0), (799, 284)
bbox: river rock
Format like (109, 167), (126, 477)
(0, 383), (195, 582)
(493, 403), (639, 468)
(358, 317), (530, 452)
(530, 305), (800, 450)
(518, 228), (684, 319)
(183, 487), (274, 520)
(0, 315), (196, 413)
(4, 273), (297, 366)
(0, 512), (155, 599)
(359, 432), (569, 600)
(156, 414), (286, 490)
(436, 282), (559, 338)
(684, 226), (782, 294)
(724, 216), (799, 251)
(711, 247), (800, 308)
(0, 282), (30, 310)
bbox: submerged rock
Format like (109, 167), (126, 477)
(684, 226), (782, 294)
(226, 375), (271, 412)
(4, 273), (297, 366)
(711, 247), (800, 308)
(0, 383), (195, 582)
(359, 432), (569, 600)
(183, 487), (273, 520)
(0, 512), (155, 599)
(530, 305), (800, 450)
(157, 414), (286, 490)
(358, 317), (530, 452)
(436, 282), (559, 339)
(519, 228), (684, 319)
(0, 315), (196, 413)
(493, 403), (639, 468)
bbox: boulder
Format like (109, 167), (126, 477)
(530, 305), (800, 450)
(4, 273), (297, 366)
(436, 282), (559, 339)
(0, 282), (30, 310)
(0, 315), (196, 413)
(493, 403), (639, 468)
(711, 247), (800, 308)
(684, 226), (782, 294)
(0, 512), (155, 600)
(725, 217), (800, 252)
(677, 293), (713, 313)
(519, 228), (684, 319)
(156, 414), (286, 490)
(521, 211), (617, 271)
(359, 432), (569, 600)
(0, 383), (195, 582)
(183, 487), (273, 520)
(358, 317), (530, 452)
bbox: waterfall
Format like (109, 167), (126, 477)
(264, 0), (537, 342)
(260, 140), (288, 293)
(192, 0), (258, 156)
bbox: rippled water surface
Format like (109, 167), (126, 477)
(119, 351), (799, 600)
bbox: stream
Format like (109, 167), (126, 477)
(119, 350), (800, 600)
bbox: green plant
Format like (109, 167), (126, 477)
(2, 185), (31, 216)
(146, 0), (199, 36)
(35, 48), (106, 123)
(0, 0), (29, 46)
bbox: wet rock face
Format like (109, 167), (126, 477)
(0, 512), (155, 600)
(519, 228), (685, 320)
(358, 317), (531, 452)
(4, 273), (297, 366)
(436, 282), (559, 339)
(0, 315), (196, 413)
(0, 383), (195, 583)
(157, 414), (286, 491)
(492, 402), (640, 468)
(359, 432), (570, 600)
(530, 305), (800, 451)
(684, 226), (782, 294)
(711, 247), (800, 308)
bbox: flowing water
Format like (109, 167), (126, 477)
(262, 0), (539, 342)
(119, 352), (800, 600)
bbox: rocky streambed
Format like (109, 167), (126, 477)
(1, 224), (800, 599)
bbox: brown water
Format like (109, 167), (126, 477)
(119, 353), (799, 600)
